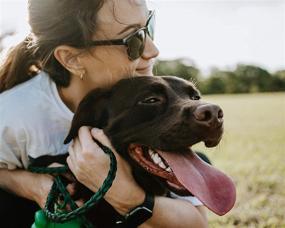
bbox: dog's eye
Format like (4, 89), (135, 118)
(139, 97), (161, 104)
(190, 95), (201, 100)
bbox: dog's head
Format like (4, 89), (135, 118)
(65, 76), (236, 215)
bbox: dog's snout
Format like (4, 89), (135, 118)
(193, 104), (224, 128)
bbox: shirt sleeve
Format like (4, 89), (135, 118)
(169, 192), (204, 206)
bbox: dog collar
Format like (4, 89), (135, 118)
(115, 193), (154, 228)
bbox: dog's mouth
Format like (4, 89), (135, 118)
(128, 144), (236, 216)
(128, 145), (188, 194)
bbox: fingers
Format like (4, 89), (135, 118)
(69, 126), (114, 157)
(47, 162), (67, 176)
(91, 128), (115, 151)
(67, 144), (77, 174)
(75, 199), (84, 207)
(61, 172), (76, 182)
(66, 126), (119, 192)
(66, 155), (76, 178)
(76, 126), (105, 158)
(78, 126), (96, 150)
(68, 137), (80, 161)
(65, 199), (84, 211)
(91, 128), (125, 166)
(66, 182), (76, 196)
(48, 162), (65, 168)
(60, 183), (85, 210)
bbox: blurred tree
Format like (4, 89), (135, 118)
(154, 58), (201, 83)
(154, 60), (285, 94)
(234, 64), (272, 93)
(271, 70), (285, 91)
(199, 69), (240, 94)
(199, 68), (226, 94)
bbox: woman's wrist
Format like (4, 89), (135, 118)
(104, 185), (146, 215)
(30, 173), (54, 208)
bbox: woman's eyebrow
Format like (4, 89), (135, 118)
(117, 24), (141, 35)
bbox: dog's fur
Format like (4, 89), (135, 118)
(65, 75), (223, 192)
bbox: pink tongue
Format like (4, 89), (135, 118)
(157, 150), (236, 215)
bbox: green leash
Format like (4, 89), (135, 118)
(28, 142), (117, 227)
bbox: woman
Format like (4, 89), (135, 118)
(0, 0), (207, 227)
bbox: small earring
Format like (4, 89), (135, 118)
(80, 71), (85, 80)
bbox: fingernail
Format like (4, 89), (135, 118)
(91, 128), (101, 134)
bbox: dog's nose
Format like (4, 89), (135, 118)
(193, 104), (224, 128)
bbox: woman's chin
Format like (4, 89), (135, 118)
(135, 69), (153, 76)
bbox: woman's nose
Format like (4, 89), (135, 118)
(141, 36), (159, 60)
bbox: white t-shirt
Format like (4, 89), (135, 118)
(0, 71), (73, 169)
(0, 71), (203, 206)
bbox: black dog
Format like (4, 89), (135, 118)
(64, 76), (235, 216)
(32, 76), (235, 227)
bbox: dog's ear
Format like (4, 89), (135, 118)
(64, 88), (110, 144)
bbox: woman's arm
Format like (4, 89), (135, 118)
(0, 168), (54, 208)
(140, 197), (207, 228)
(67, 127), (208, 228)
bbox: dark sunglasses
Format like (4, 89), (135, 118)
(84, 10), (155, 61)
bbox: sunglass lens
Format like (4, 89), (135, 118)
(126, 30), (146, 60)
(147, 12), (155, 40)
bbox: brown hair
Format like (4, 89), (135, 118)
(0, 0), (105, 93)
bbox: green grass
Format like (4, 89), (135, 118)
(192, 92), (285, 227)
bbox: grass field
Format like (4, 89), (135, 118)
(192, 92), (285, 227)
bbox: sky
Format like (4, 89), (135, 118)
(0, 0), (284, 74)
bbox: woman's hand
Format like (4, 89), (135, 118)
(67, 126), (145, 214)
(65, 126), (208, 227)
(33, 163), (80, 209)
(31, 172), (54, 208)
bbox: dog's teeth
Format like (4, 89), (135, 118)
(166, 167), (172, 172)
(147, 150), (170, 171)
(150, 152), (156, 160)
(158, 161), (166, 169)
(153, 153), (162, 164)
(148, 149), (154, 156)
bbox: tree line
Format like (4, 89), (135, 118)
(154, 58), (285, 94)
(1, 31), (284, 95)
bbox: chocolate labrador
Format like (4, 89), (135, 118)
(32, 75), (236, 226)
(64, 76), (235, 215)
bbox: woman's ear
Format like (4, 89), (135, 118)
(54, 45), (85, 75)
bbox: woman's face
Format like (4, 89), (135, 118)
(79, 0), (159, 88)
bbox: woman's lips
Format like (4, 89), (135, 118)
(136, 65), (153, 73)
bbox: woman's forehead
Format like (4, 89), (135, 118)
(95, 0), (148, 39)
